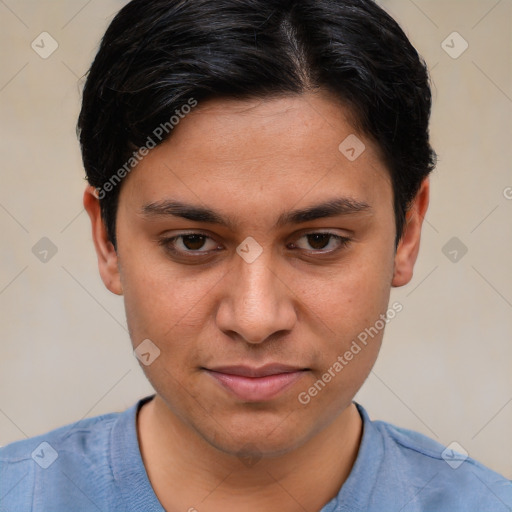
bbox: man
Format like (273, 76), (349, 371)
(1, 0), (511, 510)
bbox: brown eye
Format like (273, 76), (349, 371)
(180, 234), (207, 251)
(291, 232), (352, 253)
(161, 233), (220, 256)
(306, 233), (331, 250)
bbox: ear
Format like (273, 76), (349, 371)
(83, 186), (123, 295)
(392, 178), (430, 287)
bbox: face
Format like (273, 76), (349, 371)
(86, 90), (426, 457)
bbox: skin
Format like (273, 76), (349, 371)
(84, 90), (429, 511)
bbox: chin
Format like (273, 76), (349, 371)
(193, 408), (317, 459)
(206, 428), (308, 460)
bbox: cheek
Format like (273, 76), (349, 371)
(120, 250), (225, 358)
(122, 266), (213, 409)
(300, 247), (394, 335)
(294, 262), (391, 413)
(295, 242), (393, 384)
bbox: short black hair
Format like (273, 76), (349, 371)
(77, 0), (436, 249)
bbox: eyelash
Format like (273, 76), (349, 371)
(159, 231), (352, 258)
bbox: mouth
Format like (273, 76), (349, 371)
(202, 364), (309, 402)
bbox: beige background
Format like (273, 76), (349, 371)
(0, 0), (511, 479)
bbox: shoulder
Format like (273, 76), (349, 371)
(0, 409), (120, 465)
(370, 412), (512, 510)
(0, 408), (125, 511)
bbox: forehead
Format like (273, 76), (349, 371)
(119, 91), (392, 224)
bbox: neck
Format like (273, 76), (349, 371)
(137, 394), (362, 512)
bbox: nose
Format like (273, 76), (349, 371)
(215, 250), (297, 345)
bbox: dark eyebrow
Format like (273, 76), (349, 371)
(275, 197), (372, 227)
(141, 197), (372, 229)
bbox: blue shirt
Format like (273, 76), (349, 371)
(1, 395), (511, 511)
